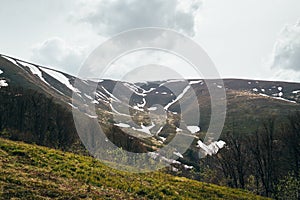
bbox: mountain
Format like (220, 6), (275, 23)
(1, 54), (300, 171)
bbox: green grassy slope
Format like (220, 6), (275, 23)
(0, 138), (270, 200)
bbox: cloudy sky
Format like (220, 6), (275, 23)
(0, 0), (300, 82)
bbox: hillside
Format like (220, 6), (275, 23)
(1, 54), (300, 156)
(0, 54), (299, 198)
(0, 137), (269, 200)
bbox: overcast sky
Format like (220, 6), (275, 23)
(0, 0), (300, 82)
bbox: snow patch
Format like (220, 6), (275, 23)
(101, 86), (121, 102)
(19, 61), (49, 85)
(164, 85), (191, 110)
(133, 105), (144, 112)
(189, 80), (202, 85)
(84, 94), (93, 100)
(0, 80), (8, 88)
(85, 114), (98, 119)
(171, 167), (179, 172)
(148, 107), (157, 111)
(173, 152), (184, 158)
(187, 126), (200, 134)
(197, 140), (226, 156)
(176, 127), (182, 132)
(159, 79), (183, 87)
(144, 88), (156, 93)
(259, 93), (269, 98)
(259, 93), (297, 104)
(0, 69), (3, 75)
(148, 152), (159, 159)
(91, 100), (99, 104)
(123, 82), (146, 96)
(137, 98), (146, 107)
(273, 97), (297, 104)
(172, 160), (181, 164)
(132, 123), (155, 135)
(95, 91), (109, 102)
(184, 165), (193, 170)
(159, 136), (167, 142)
(156, 126), (163, 134)
(2, 56), (19, 66)
(292, 90), (300, 94)
(114, 123), (131, 128)
(40, 68), (79, 92)
(68, 103), (78, 109)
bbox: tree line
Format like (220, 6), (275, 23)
(199, 112), (300, 199)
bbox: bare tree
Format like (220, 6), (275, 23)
(249, 118), (277, 197)
(287, 112), (300, 178)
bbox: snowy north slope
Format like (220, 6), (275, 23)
(2, 54), (300, 163)
(0, 54), (224, 163)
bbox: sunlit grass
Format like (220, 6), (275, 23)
(0, 138), (270, 199)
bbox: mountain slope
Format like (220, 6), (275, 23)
(0, 137), (270, 200)
(1, 54), (300, 172)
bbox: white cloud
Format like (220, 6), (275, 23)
(268, 20), (300, 82)
(271, 20), (300, 71)
(75, 0), (202, 37)
(29, 0), (202, 77)
(31, 37), (87, 75)
(104, 50), (199, 81)
(272, 69), (300, 82)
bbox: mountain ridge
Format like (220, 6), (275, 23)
(1, 53), (300, 175)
